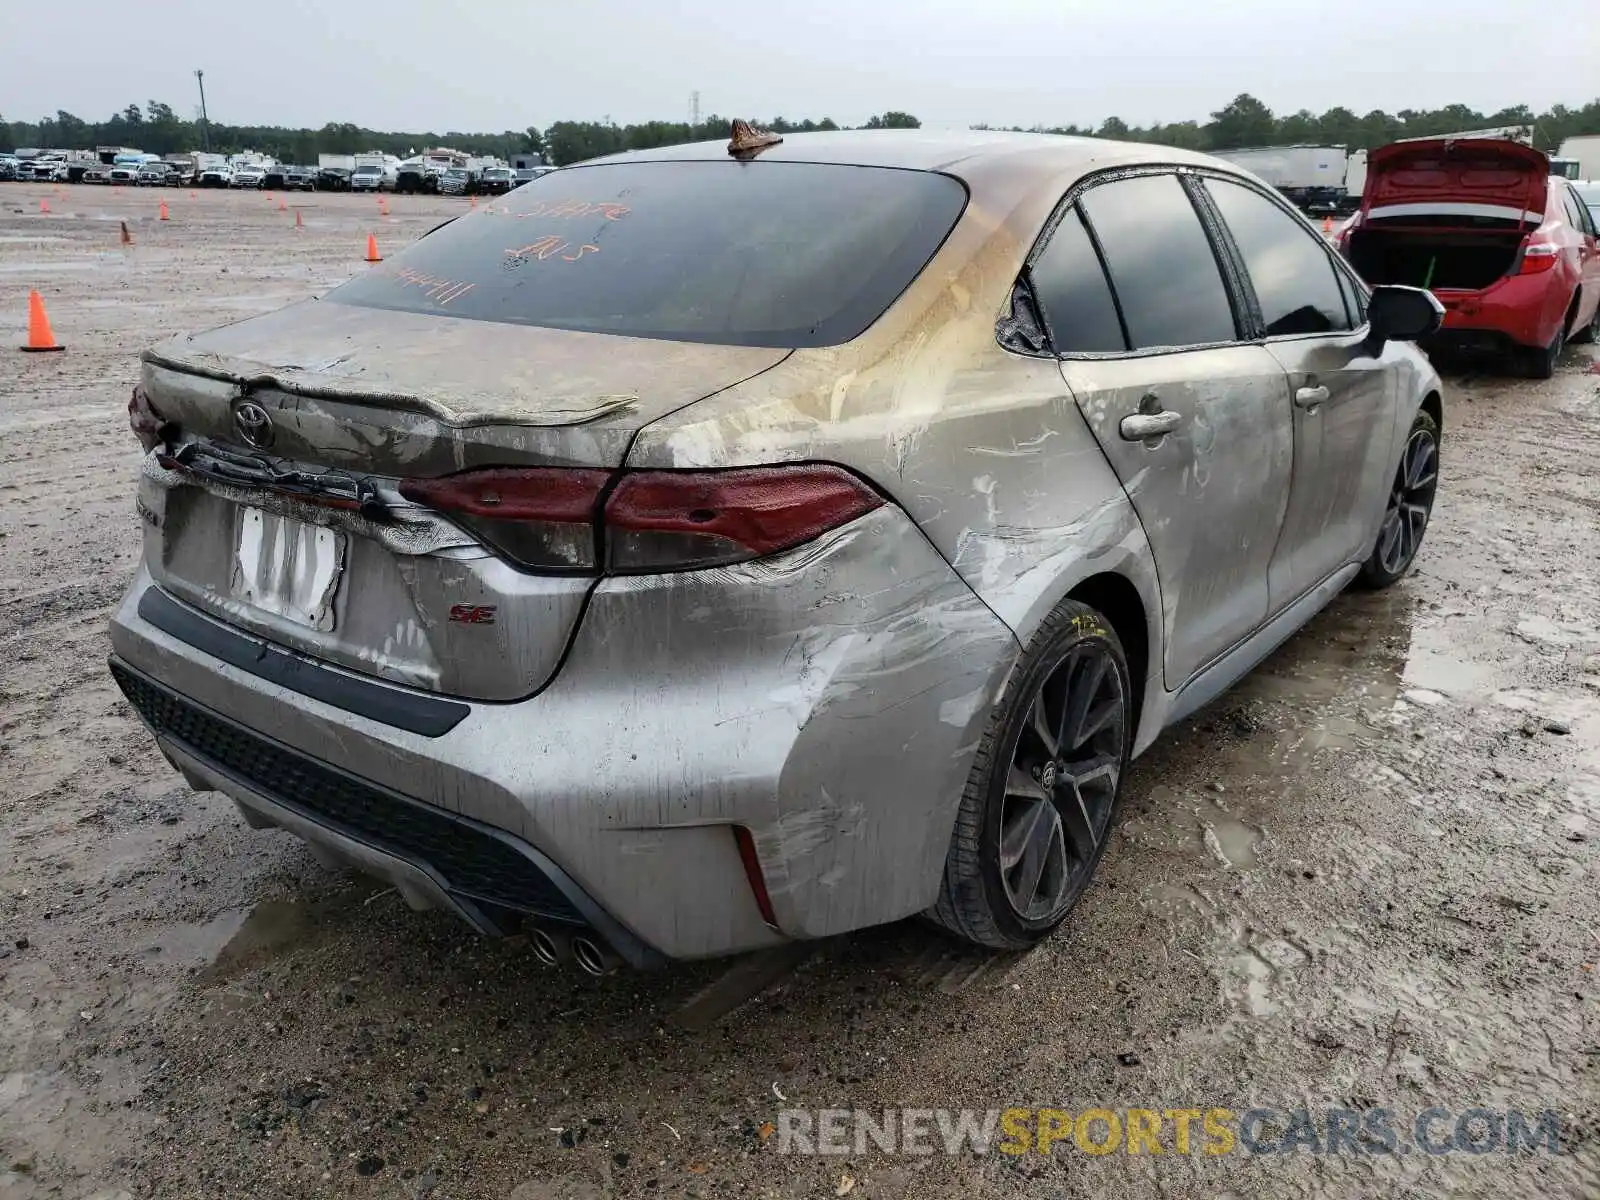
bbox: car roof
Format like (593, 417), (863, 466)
(588, 128), (1222, 178)
(576, 129), (1242, 223)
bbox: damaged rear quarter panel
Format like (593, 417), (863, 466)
(520, 505), (1019, 942)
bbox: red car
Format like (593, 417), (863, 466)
(1338, 138), (1600, 377)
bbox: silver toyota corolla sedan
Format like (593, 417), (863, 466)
(111, 128), (1444, 971)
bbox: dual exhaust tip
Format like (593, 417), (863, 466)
(529, 926), (620, 976)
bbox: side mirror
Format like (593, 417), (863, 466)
(1367, 285), (1444, 348)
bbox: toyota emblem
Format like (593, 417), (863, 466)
(232, 401), (275, 450)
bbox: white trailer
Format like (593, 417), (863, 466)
(1342, 150), (1368, 208)
(1555, 135), (1600, 181)
(1394, 124), (1535, 146)
(1211, 144), (1349, 212)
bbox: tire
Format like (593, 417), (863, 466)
(1357, 408), (1439, 589)
(928, 600), (1134, 950)
(1525, 325), (1563, 379)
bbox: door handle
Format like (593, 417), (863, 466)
(1294, 385), (1330, 410)
(1119, 392), (1182, 443)
(1119, 410), (1182, 441)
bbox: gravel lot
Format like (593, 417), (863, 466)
(1, 183), (1597, 1200)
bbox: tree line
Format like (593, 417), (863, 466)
(978, 93), (1600, 154)
(4, 94), (1598, 166)
(0, 105), (921, 166)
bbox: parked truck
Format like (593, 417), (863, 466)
(317, 153), (357, 191)
(1211, 144), (1350, 213)
(350, 152), (400, 192)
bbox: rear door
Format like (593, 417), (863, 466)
(1560, 184), (1600, 328)
(1037, 171), (1293, 687)
(1200, 175), (1402, 609)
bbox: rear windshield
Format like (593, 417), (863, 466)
(326, 159), (968, 347)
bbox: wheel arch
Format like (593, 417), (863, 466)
(1419, 389), (1443, 437)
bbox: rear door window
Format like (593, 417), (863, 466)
(1029, 206), (1127, 353)
(1078, 174), (1238, 349)
(1561, 186), (1596, 235)
(327, 160), (968, 348)
(1205, 178), (1353, 336)
(1334, 265), (1367, 327)
(1560, 188), (1584, 230)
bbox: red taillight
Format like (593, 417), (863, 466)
(399, 467), (609, 572)
(1518, 241), (1559, 274)
(128, 385), (169, 452)
(400, 463), (882, 575)
(603, 465), (883, 572)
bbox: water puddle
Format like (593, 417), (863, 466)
(188, 889), (376, 984)
(0, 261), (100, 274)
(1124, 787), (1264, 870)
(1198, 799), (1261, 869)
(1140, 882), (1215, 917)
(1215, 925), (1311, 1018)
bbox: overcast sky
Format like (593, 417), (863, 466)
(4, 0), (1598, 132)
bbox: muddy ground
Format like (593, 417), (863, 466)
(1, 183), (1597, 1200)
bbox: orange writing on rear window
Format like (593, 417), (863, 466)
(387, 267), (477, 306)
(503, 237), (602, 267)
(512, 200), (631, 221)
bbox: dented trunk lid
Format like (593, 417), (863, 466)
(137, 300), (788, 702)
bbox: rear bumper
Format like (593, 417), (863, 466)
(1432, 274), (1570, 351)
(111, 657), (663, 966)
(109, 506), (1017, 961)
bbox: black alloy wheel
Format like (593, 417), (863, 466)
(930, 600), (1133, 949)
(1359, 409), (1439, 588)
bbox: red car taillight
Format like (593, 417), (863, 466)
(399, 467), (611, 572)
(603, 465), (882, 572)
(399, 463), (882, 575)
(1517, 240), (1560, 274)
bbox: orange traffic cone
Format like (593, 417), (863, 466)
(39, 198), (50, 214)
(120, 221), (133, 246)
(1323, 215), (1333, 234)
(20, 290), (64, 353)
(365, 234), (382, 263)
(378, 197), (389, 217)
(277, 195), (287, 212)
(190, 190), (197, 199)
(159, 201), (169, 222)
(294, 208), (304, 230)
(469, 195), (477, 208)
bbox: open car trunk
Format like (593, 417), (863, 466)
(1344, 226), (1526, 291)
(1345, 136), (1547, 294)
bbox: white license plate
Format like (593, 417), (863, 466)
(230, 506), (346, 630)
